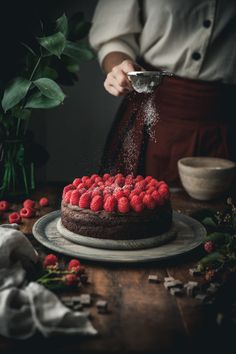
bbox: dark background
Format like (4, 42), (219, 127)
(0, 0), (121, 182)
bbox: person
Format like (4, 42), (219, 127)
(89, 0), (236, 184)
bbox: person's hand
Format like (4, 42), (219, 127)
(104, 59), (140, 96)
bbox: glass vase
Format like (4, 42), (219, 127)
(0, 138), (35, 201)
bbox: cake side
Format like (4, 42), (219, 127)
(61, 201), (172, 240)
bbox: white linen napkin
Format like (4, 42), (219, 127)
(0, 224), (97, 339)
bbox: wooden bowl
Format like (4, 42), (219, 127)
(177, 157), (236, 200)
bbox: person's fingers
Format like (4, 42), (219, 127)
(110, 69), (131, 89)
(121, 59), (141, 73)
(104, 80), (129, 96)
(105, 73), (130, 95)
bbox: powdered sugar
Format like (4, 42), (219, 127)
(122, 128), (138, 173)
(122, 92), (159, 171)
(143, 93), (159, 143)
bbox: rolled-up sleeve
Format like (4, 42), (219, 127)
(89, 0), (141, 66)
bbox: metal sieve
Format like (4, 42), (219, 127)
(127, 70), (173, 93)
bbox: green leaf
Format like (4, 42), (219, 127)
(63, 41), (94, 61)
(38, 32), (66, 58)
(202, 217), (217, 227)
(206, 232), (230, 246)
(67, 63), (80, 73)
(33, 78), (65, 102)
(56, 13), (68, 36)
(1, 77), (31, 112)
(62, 56), (80, 73)
(25, 92), (62, 109)
(199, 251), (224, 269)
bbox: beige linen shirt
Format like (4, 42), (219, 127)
(89, 0), (236, 84)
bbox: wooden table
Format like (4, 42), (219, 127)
(0, 184), (233, 354)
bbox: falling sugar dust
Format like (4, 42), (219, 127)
(122, 91), (160, 171)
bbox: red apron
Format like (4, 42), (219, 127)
(100, 75), (236, 184)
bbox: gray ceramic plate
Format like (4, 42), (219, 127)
(57, 218), (177, 250)
(32, 210), (206, 263)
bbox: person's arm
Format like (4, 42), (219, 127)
(102, 52), (141, 96)
(89, 0), (141, 96)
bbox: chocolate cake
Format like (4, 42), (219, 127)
(61, 173), (172, 240)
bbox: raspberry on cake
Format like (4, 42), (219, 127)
(61, 173), (172, 240)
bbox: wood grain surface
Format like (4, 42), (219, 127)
(0, 183), (232, 354)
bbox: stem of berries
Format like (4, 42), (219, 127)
(37, 254), (87, 290)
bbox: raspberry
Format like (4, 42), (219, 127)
(159, 185), (170, 199)
(104, 195), (117, 212)
(132, 203), (144, 213)
(152, 190), (165, 205)
(104, 193), (112, 202)
(72, 178), (81, 187)
(0, 200), (10, 211)
(115, 173), (124, 179)
(204, 241), (214, 253)
(135, 180), (146, 191)
(139, 191), (145, 199)
(143, 194), (156, 209)
(118, 197), (130, 213)
(135, 175), (144, 182)
(43, 254), (58, 268)
(113, 188), (125, 199)
(124, 184), (133, 191)
(115, 176), (125, 187)
(64, 190), (73, 203)
(90, 174), (99, 182)
(130, 195), (142, 205)
(90, 195), (103, 212)
(23, 199), (35, 209)
(146, 187), (156, 195)
(129, 189), (140, 199)
(20, 207), (35, 218)
(63, 184), (75, 198)
(95, 176), (102, 183)
(125, 174), (134, 184)
(70, 189), (81, 205)
(9, 212), (21, 224)
(145, 176), (152, 183)
(105, 180), (113, 187)
(78, 187), (87, 195)
(85, 179), (92, 188)
(68, 259), (81, 272)
(148, 178), (158, 187)
(64, 273), (78, 286)
(77, 182), (86, 190)
(103, 186), (112, 195)
(157, 181), (167, 188)
(92, 188), (102, 198)
(39, 197), (49, 207)
(123, 189), (131, 197)
(82, 176), (89, 183)
(97, 181), (104, 186)
(130, 195), (144, 213)
(79, 193), (91, 209)
(103, 173), (110, 181)
(108, 176), (115, 183)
